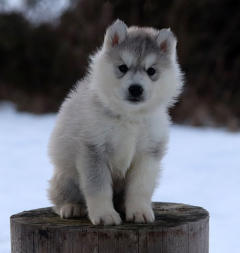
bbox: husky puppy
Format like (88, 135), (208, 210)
(48, 19), (183, 225)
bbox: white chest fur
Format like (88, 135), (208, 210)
(108, 120), (138, 178)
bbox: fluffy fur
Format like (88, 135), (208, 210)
(48, 19), (183, 225)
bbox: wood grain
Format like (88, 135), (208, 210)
(10, 202), (209, 253)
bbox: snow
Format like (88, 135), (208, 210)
(0, 102), (240, 253)
(0, 0), (70, 23)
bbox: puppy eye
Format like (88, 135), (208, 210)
(146, 67), (156, 76)
(118, 64), (128, 73)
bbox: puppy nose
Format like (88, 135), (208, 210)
(128, 84), (143, 98)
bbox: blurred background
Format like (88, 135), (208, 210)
(0, 0), (239, 130)
(0, 1), (240, 253)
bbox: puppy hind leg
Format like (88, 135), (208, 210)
(48, 171), (87, 218)
(56, 203), (87, 219)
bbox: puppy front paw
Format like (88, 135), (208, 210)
(88, 208), (122, 225)
(126, 202), (155, 223)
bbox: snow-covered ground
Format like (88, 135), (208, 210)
(0, 102), (239, 253)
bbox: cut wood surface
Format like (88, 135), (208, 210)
(10, 202), (209, 253)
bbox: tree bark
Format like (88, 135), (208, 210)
(10, 202), (209, 253)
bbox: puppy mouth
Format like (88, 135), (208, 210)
(126, 96), (144, 104)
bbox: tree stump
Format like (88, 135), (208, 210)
(10, 202), (209, 253)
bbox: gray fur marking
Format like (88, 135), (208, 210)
(107, 30), (171, 82)
(121, 33), (159, 59)
(49, 173), (85, 207)
(147, 141), (166, 158)
(93, 94), (121, 120)
(82, 142), (112, 196)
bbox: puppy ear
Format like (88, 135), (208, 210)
(104, 19), (128, 49)
(156, 28), (177, 56)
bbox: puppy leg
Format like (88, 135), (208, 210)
(125, 155), (161, 223)
(77, 145), (121, 225)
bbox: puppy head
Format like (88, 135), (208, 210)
(91, 19), (183, 115)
